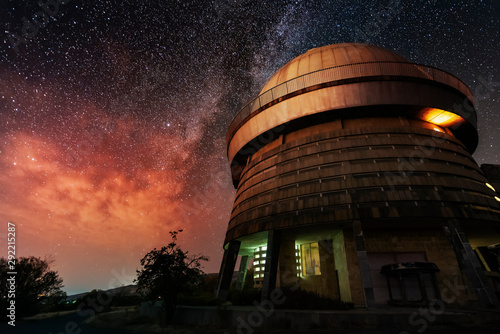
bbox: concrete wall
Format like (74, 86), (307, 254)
(332, 230), (353, 303)
(277, 238), (297, 288)
(343, 229), (366, 306)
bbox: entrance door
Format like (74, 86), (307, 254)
(367, 252), (427, 304)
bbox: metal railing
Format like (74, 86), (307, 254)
(227, 61), (474, 143)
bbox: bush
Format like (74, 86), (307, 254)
(135, 230), (208, 323)
(39, 295), (77, 313)
(0, 256), (64, 317)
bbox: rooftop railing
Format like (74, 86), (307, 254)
(227, 61), (474, 144)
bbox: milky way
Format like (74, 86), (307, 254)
(0, 0), (499, 294)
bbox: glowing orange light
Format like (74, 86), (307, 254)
(420, 108), (463, 127)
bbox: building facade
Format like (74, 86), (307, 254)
(216, 43), (500, 307)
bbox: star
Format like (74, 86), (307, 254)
(0, 0), (498, 295)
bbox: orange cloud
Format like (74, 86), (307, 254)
(0, 72), (234, 294)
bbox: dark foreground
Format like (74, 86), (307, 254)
(1, 310), (500, 334)
(0, 312), (147, 334)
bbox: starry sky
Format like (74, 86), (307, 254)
(0, 0), (499, 295)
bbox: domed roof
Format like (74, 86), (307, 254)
(260, 43), (408, 94)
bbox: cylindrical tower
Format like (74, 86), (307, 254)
(216, 43), (500, 307)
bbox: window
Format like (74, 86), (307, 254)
(301, 242), (321, 276)
(253, 246), (267, 288)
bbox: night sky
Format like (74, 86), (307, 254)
(1, 0), (499, 295)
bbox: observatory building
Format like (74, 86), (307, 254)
(216, 43), (500, 307)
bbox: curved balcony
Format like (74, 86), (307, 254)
(226, 61), (475, 146)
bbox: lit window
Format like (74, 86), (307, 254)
(420, 108), (463, 127)
(301, 242), (321, 276)
(253, 247), (267, 287)
(295, 244), (302, 277)
(486, 183), (496, 192)
(262, 246), (267, 251)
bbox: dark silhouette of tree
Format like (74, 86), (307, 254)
(0, 256), (64, 317)
(135, 230), (208, 322)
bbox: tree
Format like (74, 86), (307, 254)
(135, 230), (208, 322)
(0, 256), (64, 317)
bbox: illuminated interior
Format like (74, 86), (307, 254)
(420, 108), (464, 127)
(300, 242), (321, 276)
(253, 246), (267, 287)
(295, 244), (302, 277)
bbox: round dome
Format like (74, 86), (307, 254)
(226, 43), (478, 175)
(260, 43), (408, 94)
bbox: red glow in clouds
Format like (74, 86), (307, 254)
(0, 75), (234, 294)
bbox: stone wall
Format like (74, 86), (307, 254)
(364, 228), (470, 306)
